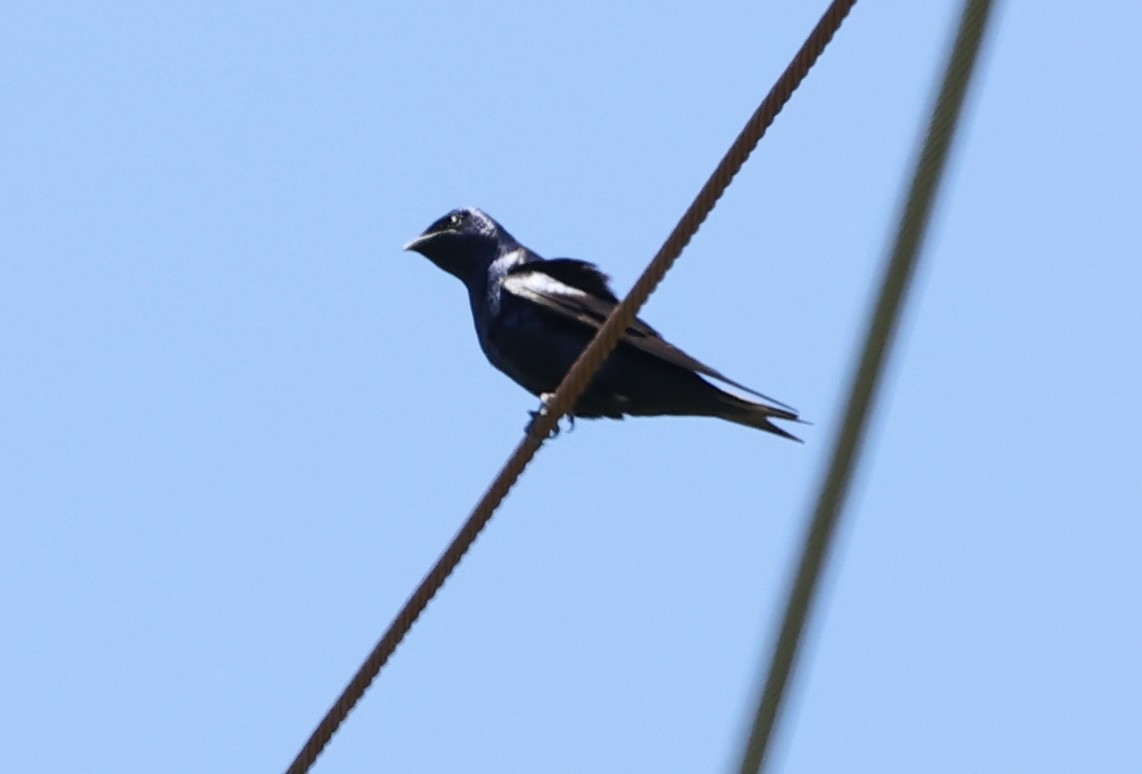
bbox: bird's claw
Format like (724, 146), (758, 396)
(526, 396), (575, 439)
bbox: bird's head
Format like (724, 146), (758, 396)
(403, 207), (517, 283)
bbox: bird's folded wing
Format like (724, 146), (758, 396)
(502, 260), (795, 411)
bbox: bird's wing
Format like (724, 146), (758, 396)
(523, 258), (621, 303)
(502, 259), (795, 411)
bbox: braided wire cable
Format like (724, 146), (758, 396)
(285, 3), (857, 771)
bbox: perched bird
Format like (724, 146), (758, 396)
(403, 207), (801, 440)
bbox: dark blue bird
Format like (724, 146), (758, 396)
(403, 207), (801, 440)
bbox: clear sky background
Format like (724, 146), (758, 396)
(4, 2), (1140, 772)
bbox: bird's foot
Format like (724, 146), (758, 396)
(526, 394), (575, 439)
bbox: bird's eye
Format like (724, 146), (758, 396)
(448, 212), (466, 229)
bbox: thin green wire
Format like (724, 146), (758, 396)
(738, 1), (997, 771)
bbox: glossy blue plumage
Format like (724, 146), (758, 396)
(403, 208), (800, 439)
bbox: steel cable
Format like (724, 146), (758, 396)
(285, 2), (858, 771)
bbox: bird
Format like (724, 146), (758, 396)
(402, 207), (802, 440)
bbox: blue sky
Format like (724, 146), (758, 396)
(4, 2), (1140, 772)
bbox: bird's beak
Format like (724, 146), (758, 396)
(402, 232), (433, 252)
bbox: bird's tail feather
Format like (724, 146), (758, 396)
(720, 395), (804, 442)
